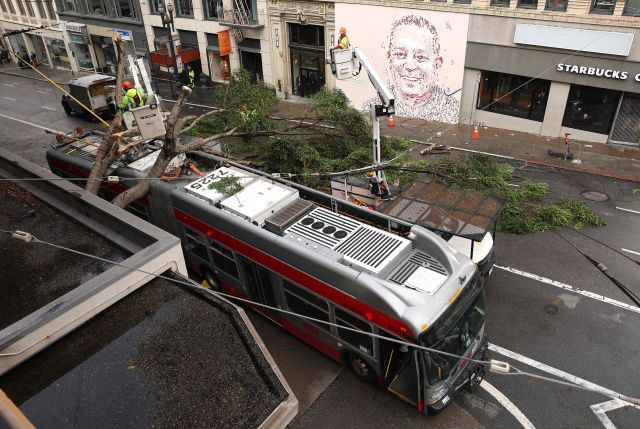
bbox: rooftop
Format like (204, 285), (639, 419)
(0, 149), (297, 428)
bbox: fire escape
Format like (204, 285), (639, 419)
(217, 0), (263, 43)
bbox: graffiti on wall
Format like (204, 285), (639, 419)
(335, 4), (469, 124)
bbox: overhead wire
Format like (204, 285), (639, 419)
(1, 228), (640, 406)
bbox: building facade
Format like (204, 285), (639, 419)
(52, 0), (150, 74)
(459, 2), (640, 145)
(0, 0), (72, 70)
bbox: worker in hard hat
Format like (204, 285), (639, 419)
(118, 80), (147, 112)
(335, 27), (349, 49)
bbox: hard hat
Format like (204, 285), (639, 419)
(340, 27), (346, 34)
(122, 80), (133, 90)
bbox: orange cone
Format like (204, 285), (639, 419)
(472, 125), (480, 140)
(388, 115), (395, 127)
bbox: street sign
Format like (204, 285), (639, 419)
(116, 29), (132, 41)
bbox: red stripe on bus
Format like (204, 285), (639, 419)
(48, 159), (149, 205)
(281, 319), (342, 362)
(175, 209), (416, 339)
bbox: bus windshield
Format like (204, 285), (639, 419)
(420, 275), (486, 383)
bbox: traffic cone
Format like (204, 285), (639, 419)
(472, 125), (480, 140)
(388, 115), (395, 127)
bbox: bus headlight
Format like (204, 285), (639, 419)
(426, 382), (449, 405)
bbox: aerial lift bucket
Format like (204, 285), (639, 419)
(329, 48), (358, 80)
(126, 94), (166, 140)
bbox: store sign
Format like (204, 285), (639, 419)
(65, 22), (89, 43)
(557, 63), (640, 82)
(116, 29), (132, 42)
(219, 30), (232, 56)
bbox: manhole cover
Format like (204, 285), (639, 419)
(544, 304), (559, 315)
(581, 191), (609, 202)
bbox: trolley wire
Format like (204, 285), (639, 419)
(1, 228), (640, 406)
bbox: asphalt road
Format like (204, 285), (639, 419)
(2, 72), (639, 428)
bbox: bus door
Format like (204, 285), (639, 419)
(384, 347), (422, 410)
(238, 256), (280, 323)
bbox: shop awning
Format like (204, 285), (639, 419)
(150, 44), (200, 67)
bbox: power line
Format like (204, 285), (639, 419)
(2, 228), (639, 406)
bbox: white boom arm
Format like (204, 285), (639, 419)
(328, 46), (394, 197)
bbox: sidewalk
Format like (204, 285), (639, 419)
(2, 62), (638, 181)
(272, 101), (640, 183)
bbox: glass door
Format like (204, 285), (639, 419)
(239, 256), (279, 320)
(384, 347), (422, 409)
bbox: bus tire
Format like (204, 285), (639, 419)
(204, 270), (223, 292)
(348, 354), (376, 384)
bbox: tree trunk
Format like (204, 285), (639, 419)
(86, 36), (126, 195)
(112, 151), (175, 208)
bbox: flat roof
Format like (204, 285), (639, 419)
(0, 149), (297, 428)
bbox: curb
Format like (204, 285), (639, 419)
(0, 69), (67, 85)
(450, 146), (640, 183)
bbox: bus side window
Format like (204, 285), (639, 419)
(183, 227), (209, 262)
(283, 281), (331, 332)
(208, 239), (239, 279)
(335, 308), (373, 356)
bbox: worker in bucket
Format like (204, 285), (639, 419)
(118, 80), (147, 112)
(335, 27), (350, 49)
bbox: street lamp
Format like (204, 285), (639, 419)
(158, 0), (179, 87)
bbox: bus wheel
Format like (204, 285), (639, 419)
(348, 354), (376, 384)
(204, 271), (223, 292)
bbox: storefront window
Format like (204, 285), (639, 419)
(490, 0), (510, 6)
(591, 0), (616, 13)
(545, 0), (568, 10)
(69, 37), (93, 70)
(562, 85), (620, 135)
(44, 37), (71, 69)
(623, 0), (640, 15)
(518, 0), (538, 7)
(477, 71), (551, 122)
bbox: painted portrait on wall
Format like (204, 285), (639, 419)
(334, 5), (469, 124)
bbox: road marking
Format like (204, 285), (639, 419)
(0, 112), (62, 134)
(616, 207), (640, 215)
(479, 379), (535, 428)
(41, 106), (57, 111)
(36, 90), (48, 94)
(489, 344), (639, 428)
(591, 399), (627, 429)
(3, 84), (14, 87)
(494, 265), (640, 315)
(621, 248), (640, 257)
(4, 97), (16, 101)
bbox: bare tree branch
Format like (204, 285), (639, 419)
(179, 109), (223, 135)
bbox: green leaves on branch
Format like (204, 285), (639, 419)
(429, 154), (605, 234)
(207, 176), (243, 196)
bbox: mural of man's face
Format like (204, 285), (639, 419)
(388, 25), (442, 107)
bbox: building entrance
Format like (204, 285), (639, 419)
(288, 23), (325, 97)
(610, 93), (640, 147)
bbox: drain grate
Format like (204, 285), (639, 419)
(581, 191), (609, 202)
(544, 304), (559, 315)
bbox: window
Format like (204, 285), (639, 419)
(490, 0), (510, 5)
(176, 0), (192, 16)
(336, 308), (373, 355)
(149, 0), (160, 13)
(545, 0), (568, 10)
(45, 0), (56, 19)
(591, 0), (616, 13)
(453, 0), (472, 3)
(16, 0), (26, 15)
(283, 281), (330, 331)
(208, 239), (239, 278)
(35, 0), (46, 18)
(518, 0), (538, 7)
(289, 23), (324, 47)
(203, 0), (219, 19)
(562, 85), (621, 135)
(117, 0), (137, 18)
(87, 0), (104, 14)
(0, 0), (8, 13)
(23, 0), (36, 16)
(623, 0), (640, 14)
(4, 0), (16, 14)
(477, 70), (551, 122)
